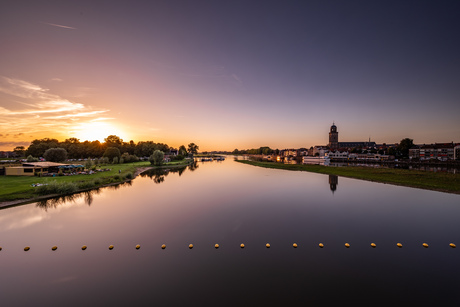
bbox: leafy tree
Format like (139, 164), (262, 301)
(179, 145), (187, 156)
(104, 135), (123, 149)
(149, 150), (164, 166)
(43, 148), (68, 162)
(26, 138), (59, 157)
(113, 157), (119, 164)
(397, 138), (414, 158)
(85, 159), (93, 170)
(103, 147), (121, 162)
(187, 143), (199, 155)
(232, 149), (239, 154)
(13, 146), (26, 157)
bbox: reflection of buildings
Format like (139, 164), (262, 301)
(329, 175), (338, 193)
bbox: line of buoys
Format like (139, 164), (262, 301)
(7, 242), (459, 252)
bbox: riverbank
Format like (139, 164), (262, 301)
(0, 159), (193, 208)
(236, 160), (460, 195)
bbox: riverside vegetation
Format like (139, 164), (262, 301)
(0, 159), (191, 204)
(236, 160), (460, 195)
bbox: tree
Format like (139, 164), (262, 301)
(179, 145), (187, 156)
(187, 143), (199, 155)
(397, 138), (414, 158)
(26, 138), (59, 157)
(27, 155), (39, 162)
(149, 150), (164, 166)
(13, 146), (26, 157)
(104, 135), (123, 149)
(103, 147), (121, 162)
(85, 159), (93, 170)
(43, 148), (68, 162)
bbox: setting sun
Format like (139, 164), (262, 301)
(73, 121), (127, 143)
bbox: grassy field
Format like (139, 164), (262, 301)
(0, 159), (191, 202)
(236, 160), (460, 195)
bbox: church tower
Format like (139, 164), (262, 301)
(329, 123), (338, 150)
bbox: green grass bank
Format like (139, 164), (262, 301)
(0, 159), (192, 204)
(236, 160), (460, 195)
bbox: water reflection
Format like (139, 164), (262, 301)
(329, 174), (338, 193)
(140, 162), (199, 184)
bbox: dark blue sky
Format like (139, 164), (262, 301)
(1, 0), (459, 150)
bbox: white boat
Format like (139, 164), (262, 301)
(302, 156), (330, 165)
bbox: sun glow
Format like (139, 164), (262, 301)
(73, 121), (127, 143)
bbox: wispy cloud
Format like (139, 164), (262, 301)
(0, 77), (111, 143)
(40, 22), (76, 30)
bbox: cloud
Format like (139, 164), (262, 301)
(51, 78), (63, 82)
(0, 77), (111, 143)
(40, 22), (76, 30)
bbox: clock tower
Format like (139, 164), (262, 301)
(329, 123), (338, 150)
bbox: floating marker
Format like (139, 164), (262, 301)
(135, 244), (141, 250)
(345, 243), (350, 248)
(397, 243), (403, 248)
(240, 243), (245, 249)
(319, 243), (324, 248)
(423, 243), (429, 248)
(215, 244), (219, 249)
(161, 244), (166, 249)
(189, 244), (193, 249)
(109, 245), (114, 250)
(371, 243), (376, 248)
(0, 247), (2, 251)
(24, 246), (30, 251)
(293, 243), (298, 248)
(51, 246), (57, 251)
(266, 243), (270, 248)
(450, 243), (456, 248)
(82, 245), (87, 250)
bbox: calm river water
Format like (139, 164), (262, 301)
(1, 157), (459, 306)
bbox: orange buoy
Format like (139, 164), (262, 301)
(240, 243), (245, 248)
(422, 243), (429, 248)
(345, 243), (350, 248)
(319, 243), (324, 248)
(293, 243), (298, 248)
(82, 245), (87, 250)
(371, 243), (376, 248)
(189, 244), (193, 249)
(135, 244), (141, 250)
(109, 245), (114, 250)
(214, 244), (219, 249)
(51, 246), (58, 251)
(397, 243), (403, 248)
(266, 243), (270, 248)
(24, 246), (30, 251)
(450, 243), (456, 248)
(161, 244), (166, 249)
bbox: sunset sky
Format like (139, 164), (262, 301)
(1, 1), (459, 151)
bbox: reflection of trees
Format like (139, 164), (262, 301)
(141, 166), (188, 184)
(36, 189), (101, 211)
(188, 161), (199, 172)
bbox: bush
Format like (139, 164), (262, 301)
(85, 159), (93, 170)
(77, 181), (96, 189)
(124, 172), (133, 180)
(103, 147), (121, 163)
(113, 174), (121, 180)
(35, 181), (78, 195)
(149, 150), (164, 166)
(27, 155), (39, 162)
(113, 157), (119, 164)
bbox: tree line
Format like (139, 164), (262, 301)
(21, 135), (198, 161)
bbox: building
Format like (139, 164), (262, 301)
(328, 123), (376, 150)
(5, 162), (69, 176)
(455, 145), (460, 160)
(410, 143), (456, 160)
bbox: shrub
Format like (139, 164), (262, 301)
(35, 181), (78, 195)
(103, 147), (121, 163)
(77, 181), (96, 189)
(113, 157), (119, 164)
(43, 148), (68, 162)
(27, 155), (39, 162)
(124, 172), (133, 180)
(149, 150), (164, 166)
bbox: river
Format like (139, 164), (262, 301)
(0, 157), (459, 306)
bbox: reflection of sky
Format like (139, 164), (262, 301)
(1, 1), (459, 151)
(0, 159), (459, 305)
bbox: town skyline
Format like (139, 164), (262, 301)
(1, 1), (459, 151)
